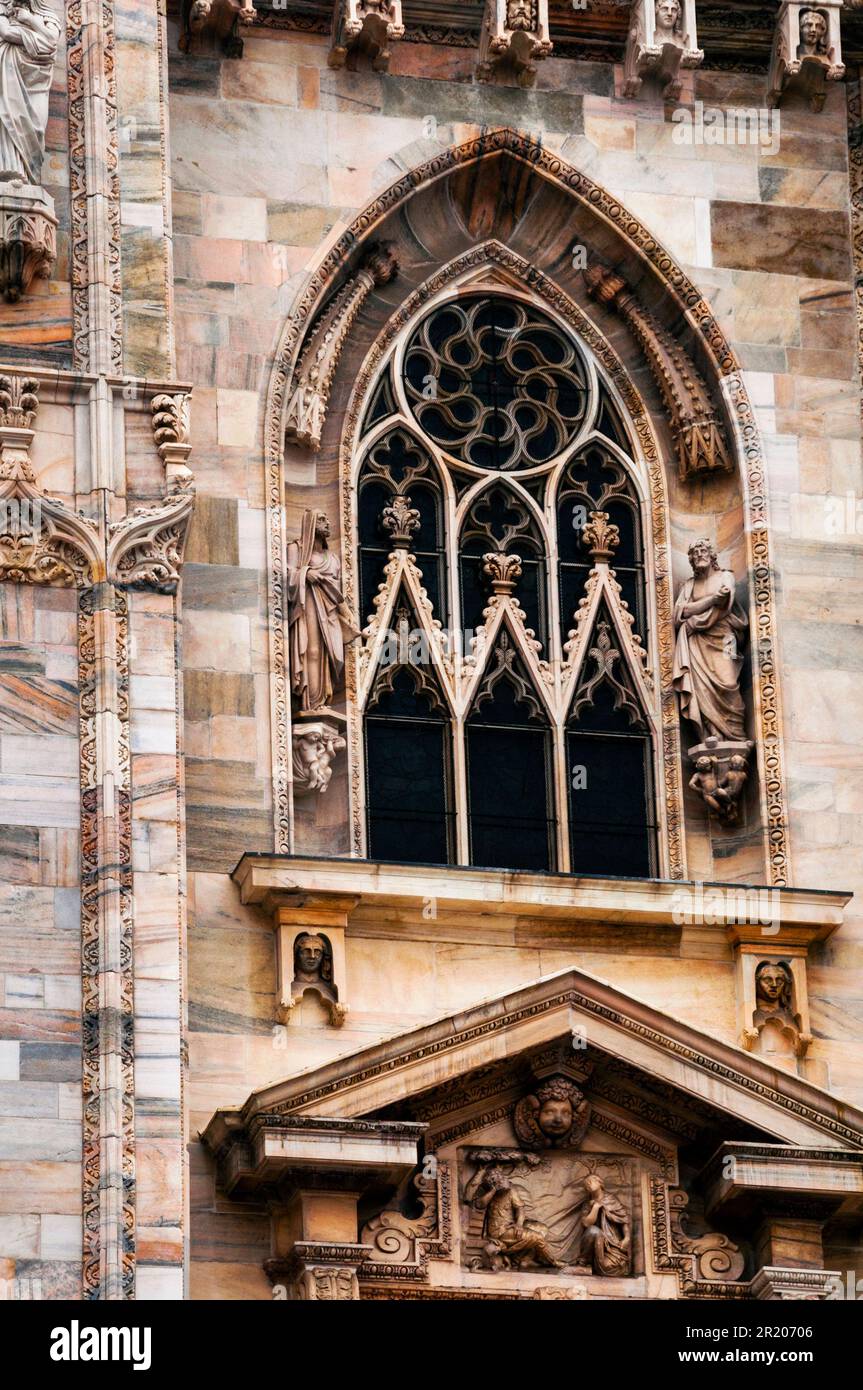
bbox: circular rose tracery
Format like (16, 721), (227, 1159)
(402, 297), (588, 471)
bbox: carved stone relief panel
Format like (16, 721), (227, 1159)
(460, 1148), (635, 1277)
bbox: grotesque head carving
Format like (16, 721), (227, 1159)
(513, 1074), (591, 1150)
(293, 932), (334, 986)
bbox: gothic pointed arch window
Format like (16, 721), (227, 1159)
(355, 287), (661, 877)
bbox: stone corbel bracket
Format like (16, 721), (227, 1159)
(0, 374), (101, 586)
(0, 183), (57, 304)
(178, 0), (255, 57)
(768, 2), (845, 112)
(584, 262), (733, 482)
(725, 916), (837, 1067)
(293, 716), (347, 796)
(624, 0), (704, 101)
(477, 0), (553, 88)
(284, 243), (398, 452)
(329, 1), (405, 73)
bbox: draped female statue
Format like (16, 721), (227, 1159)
(287, 510), (361, 714)
(0, 0), (61, 185)
(673, 538), (747, 743)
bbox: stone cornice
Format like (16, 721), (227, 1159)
(233, 853), (850, 941)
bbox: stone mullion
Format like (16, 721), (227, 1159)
(75, 0), (122, 377)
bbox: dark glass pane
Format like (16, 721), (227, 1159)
(360, 548), (388, 625)
(567, 732), (653, 877)
(467, 725), (553, 871)
(459, 554), (487, 643)
(606, 498), (640, 567)
(570, 661), (645, 732)
(359, 479), (391, 545)
(366, 714), (453, 865)
(558, 562), (590, 646)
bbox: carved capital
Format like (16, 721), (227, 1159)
(477, 0), (552, 87)
(285, 244), (398, 452)
(584, 263), (733, 481)
(0, 184), (57, 303)
(329, 1), (405, 73)
(0, 374), (39, 483)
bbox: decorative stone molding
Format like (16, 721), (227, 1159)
(285, 244), (398, 451)
(293, 718), (347, 796)
(107, 489), (195, 594)
(477, 1), (553, 87)
(179, 0), (254, 57)
(624, 0), (703, 100)
(750, 1266), (843, 1300)
(151, 392), (194, 491)
(768, 2), (844, 112)
(275, 1245), (369, 1300)
(360, 1167), (448, 1277)
(650, 1177), (748, 1296)
(0, 372), (38, 480)
(0, 183), (57, 303)
(584, 262), (733, 481)
(329, 1), (405, 73)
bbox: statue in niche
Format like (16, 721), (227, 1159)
(0, 0), (60, 185)
(673, 539), (747, 744)
(293, 931), (333, 989)
(287, 510), (361, 715)
(752, 959), (797, 1034)
(573, 1174), (631, 1277)
(654, 0), (683, 45)
(513, 1075), (591, 1150)
(463, 1153), (563, 1272)
(797, 8), (829, 58)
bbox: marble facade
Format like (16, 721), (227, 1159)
(0, 0), (862, 1301)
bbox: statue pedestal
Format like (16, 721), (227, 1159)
(292, 709), (347, 797)
(0, 182), (57, 303)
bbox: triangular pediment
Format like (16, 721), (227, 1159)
(206, 966), (863, 1155)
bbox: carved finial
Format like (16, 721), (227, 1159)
(482, 551), (523, 595)
(0, 375), (39, 484)
(381, 495), (420, 549)
(581, 511), (619, 564)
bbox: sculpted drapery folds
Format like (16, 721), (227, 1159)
(673, 539), (747, 744)
(0, 0), (60, 184)
(576, 1174), (631, 1276)
(287, 509), (361, 714)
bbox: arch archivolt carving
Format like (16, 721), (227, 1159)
(264, 129), (789, 886)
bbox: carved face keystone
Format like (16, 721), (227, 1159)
(538, 1097), (573, 1138)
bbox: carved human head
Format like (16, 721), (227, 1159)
(695, 756), (714, 773)
(583, 1174), (603, 1196)
(755, 960), (792, 1007)
(799, 8), (828, 52)
(688, 538), (719, 574)
(294, 932), (331, 982)
(728, 755), (747, 771)
(314, 512), (331, 543)
(655, 0), (681, 34)
(508, 0), (535, 30)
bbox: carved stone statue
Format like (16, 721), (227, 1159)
(513, 1075), (591, 1150)
(286, 930), (346, 1025)
(292, 721), (346, 795)
(463, 1154), (563, 1272)
(287, 510), (361, 715)
(754, 959), (796, 1031)
(0, 0), (60, 184)
(797, 7), (828, 57)
(654, 0), (683, 44)
(673, 539), (747, 745)
(573, 1174), (631, 1276)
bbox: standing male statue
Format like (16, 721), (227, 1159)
(287, 510), (361, 714)
(0, 0), (61, 185)
(673, 537), (747, 744)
